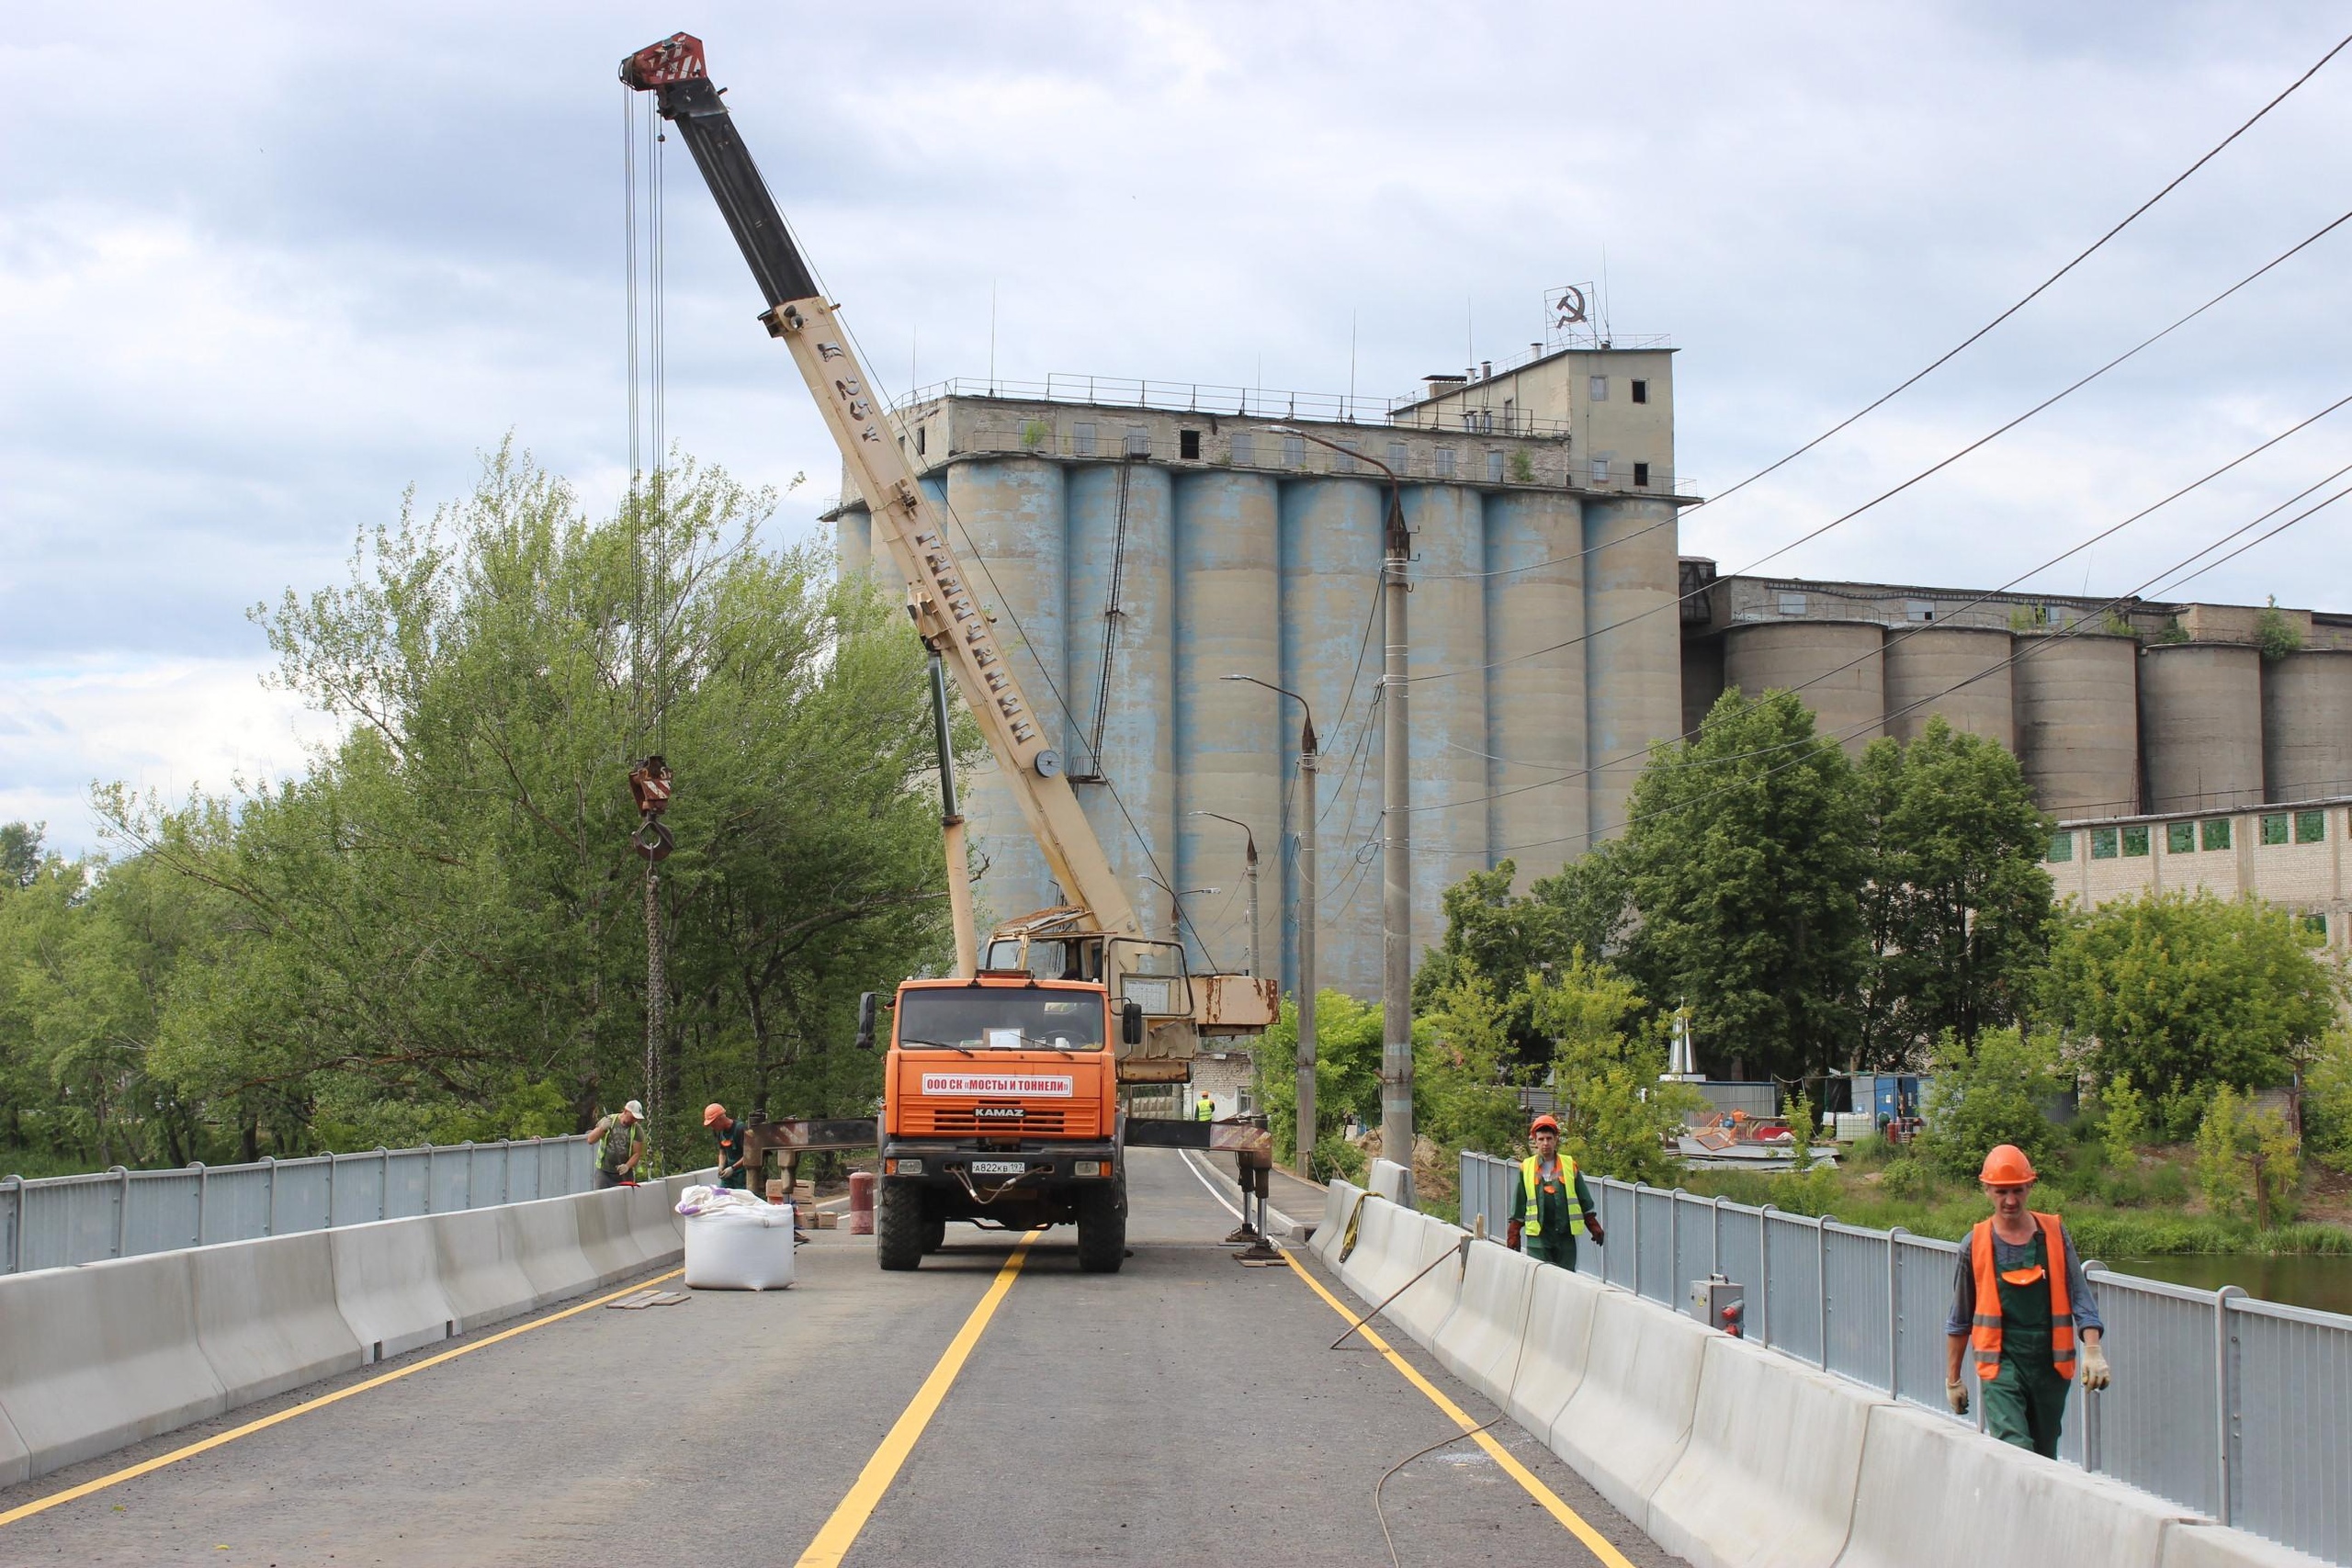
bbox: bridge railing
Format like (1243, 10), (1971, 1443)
(1461, 1149), (2352, 1563)
(1, 1136), (594, 1276)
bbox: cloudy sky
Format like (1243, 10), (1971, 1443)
(6, 3), (2350, 853)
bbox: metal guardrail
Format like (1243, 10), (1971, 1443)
(1, 1136), (595, 1276)
(1461, 1150), (2352, 1564)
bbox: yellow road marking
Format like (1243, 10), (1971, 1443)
(792, 1235), (1036, 1568)
(1282, 1248), (1639, 1568)
(0, 1269), (684, 1529)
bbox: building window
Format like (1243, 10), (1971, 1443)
(1074, 422), (1097, 457)
(1589, 376), (1609, 401)
(1633, 461), (1651, 487)
(916, 424), (927, 456)
(1230, 431), (1254, 466)
(2047, 831), (2074, 863)
(2261, 813), (2290, 846)
(2167, 821), (2196, 854)
(1386, 440), (1408, 473)
(1592, 457), (1611, 485)
(1434, 446), (1456, 479)
(2201, 818), (2232, 852)
(1179, 429), (1202, 460)
(2122, 825), (2150, 857)
(2302, 913), (2329, 939)
(1631, 378), (1649, 404)
(1283, 433), (1304, 468)
(1905, 600), (1934, 623)
(2091, 827), (2120, 859)
(1334, 443), (1358, 474)
(2296, 809), (2326, 843)
(1124, 427), (1150, 457)
(1778, 592), (1808, 617)
(1486, 449), (1506, 482)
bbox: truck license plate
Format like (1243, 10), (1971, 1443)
(970, 1160), (1026, 1176)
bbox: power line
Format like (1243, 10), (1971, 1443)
(1401, 203), (2352, 689)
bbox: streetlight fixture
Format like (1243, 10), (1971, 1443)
(1142, 875), (1218, 951)
(1185, 811), (1260, 979)
(1223, 672), (1319, 1179)
(1262, 426), (1415, 1190)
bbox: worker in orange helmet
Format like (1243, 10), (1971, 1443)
(1506, 1113), (1604, 1271)
(1944, 1144), (2110, 1456)
(705, 1102), (749, 1191)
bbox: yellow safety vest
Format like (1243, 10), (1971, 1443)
(1520, 1154), (1587, 1237)
(1195, 1099), (1215, 1120)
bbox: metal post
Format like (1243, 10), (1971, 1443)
(2216, 1285), (2245, 1525)
(423, 1144), (435, 1215)
(1629, 1181), (1642, 1290)
(1886, 1227), (1905, 1397)
(1711, 1194), (1722, 1277)
(263, 1155), (277, 1236)
(1296, 728), (1318, 1179)
(5, 1173), (21, 1275)
(1758, 1204), (1774, 1348)
(500, 1139), (512, 1206)
(112, 1165), (129, 1258)
(1242, 834), (1260, 979)
(379, 1147), (390, 1221)
(2082, 1258), (2106, 1475)
(1667, 1190), (1680, 1306)
(194, 1162), (208, 1247)
(1817, 1214), (1832, 1371)
(326, 1152), (337, 1229)
(1377, 479), (1413, 1188)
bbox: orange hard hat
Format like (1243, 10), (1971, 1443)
(1530, 1113), (1561, 1135)
(1978, 1144), (2037, 1185)
(703, 1102), (728, 1127)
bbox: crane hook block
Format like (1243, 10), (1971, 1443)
(619, 32), (706, 88)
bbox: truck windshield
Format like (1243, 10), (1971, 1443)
(897, 989), (1106, 1053)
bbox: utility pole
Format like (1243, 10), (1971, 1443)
(1186, 812), (1261, 977)
(1377, 473), (1413, 1193)
(1224, 675), (1317, 1179)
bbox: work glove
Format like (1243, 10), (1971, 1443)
(2079, 1341), (2111, 1392)
(1587, 1222), (1605, 1247)
(1946, 1380), (1969, 1416)
(1506, 1220), (1523, 1251)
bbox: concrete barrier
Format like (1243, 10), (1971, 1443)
(0, 1251), (229, 1480)
(1504, 1260), (1603, 1438)
(1547, 1286), (1713, 1522)
(1337, 1196), (1418, 1307)
(1367, 1156), (1410, 1204)
(1837, 1402), (2190, 1568)
(505, 1193), (599, 1306)
(1386, 1214), (1468, 1348)
(1432, 1239), (1539, 1407)
(1313, 1181), (1366, 1270)
(628, 1179), (686, 1258)
(193, 1231), (367, 1406)
(2156, 1524), (2336, 1568)
(0, 1399), (28, 1488)
(573, 1186), (654, 1284)
(430, 1207), (541, 1331)
(1645, 1332), (1883, 1568)
(329, 1216), (458, 1361)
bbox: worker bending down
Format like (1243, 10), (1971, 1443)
(1945, 1144), (2111, 1457)
(1507, 1114), (1604, 1270)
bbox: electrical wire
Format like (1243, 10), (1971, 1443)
(1401, 203), (2352, 689)
(1413, 28), (2352, 590)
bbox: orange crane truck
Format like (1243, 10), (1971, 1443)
(622, 34), (1278, 1272)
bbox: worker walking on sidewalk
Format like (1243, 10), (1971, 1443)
(1507, 1114), (1604, 1270)
(1944, 1144), (2111, 1457)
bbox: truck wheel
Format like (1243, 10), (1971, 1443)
(1075, 1174), (1126, 1274)
(921, 1214), (946, 1254)
(876, 1178), (924, 1271)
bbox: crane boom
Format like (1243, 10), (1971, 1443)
(622, 33), (1137, 941)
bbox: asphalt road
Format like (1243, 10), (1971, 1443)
(0, 1151), (1684, 1568)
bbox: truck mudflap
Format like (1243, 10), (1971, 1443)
(741, 1117), (879, 1155)
(1122, 1119), (1272, 1157)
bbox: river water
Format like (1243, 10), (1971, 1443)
(2109, 1254), (2352, 1316)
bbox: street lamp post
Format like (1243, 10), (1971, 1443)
(1144, 877), (1219, 954)
(1223, 674), (1317, 1179)
(1185, 812), (1260, 978)
(1268, 426), (1414, 1194)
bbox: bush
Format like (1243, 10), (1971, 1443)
(1921, 1025), (2066, 1180)
(2195, 1086), (2301, 1228)
(1881, 1156), (1942, 1202)
(1312, 1132), (1367, 1185)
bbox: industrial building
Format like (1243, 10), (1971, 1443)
(2045, 794), (2351, 953)
(831, 344), (1689, 999)
(833, 333), (2352, 1002)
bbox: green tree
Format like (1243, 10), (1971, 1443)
(2196, 1085), (2301, 1227)
(1524, 952), (1697, 1185)
(2098, 1071), (2147, 1171)
(1411, 859), (1564, 1060)
(0, 822), (46, 889)
(2302, 1032), (2352, 1171)
(1411, 970), (1526, 1162)
(1855, 719), (2052, 1066)
(1253, 987), (1384, 1175)
(1527, 840), (1633, 966)
(2041, 890), (2341, 1135)
(1919, 1024), (2067, 1181)
(1617, 688), (1867, 1083)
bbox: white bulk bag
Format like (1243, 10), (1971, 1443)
(684, 1202), (797, 1290)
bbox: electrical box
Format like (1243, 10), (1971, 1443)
(1690, 1273), (1746, 1337)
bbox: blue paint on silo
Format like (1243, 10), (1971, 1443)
(946, 457), (1068, 927)
(1066, 462), (1176, 936)
(1584, 497), (1681, 843)
(1277, 476), (1385, 999)
(1400, 484), (1488, 969)
(1484, 491), (1586, 883)
(834, 510), (873, 579)
(1172, 470), (1282, 976)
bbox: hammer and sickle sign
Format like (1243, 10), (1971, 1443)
(1553, 286), (1589, 327)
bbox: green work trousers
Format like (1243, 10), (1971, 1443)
(1525, 1234), (1577, 1272)
(1983, 1351), (2071, 1458)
